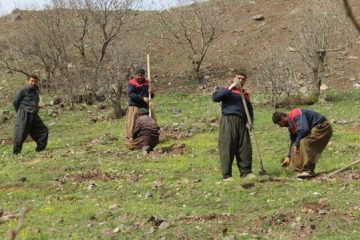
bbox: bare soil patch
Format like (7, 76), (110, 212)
(176, 214), (236, 224)
(56, 169), (121, 184)
(157, 143), (187, 155)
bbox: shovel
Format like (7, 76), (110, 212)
(238, 84), (268, 176)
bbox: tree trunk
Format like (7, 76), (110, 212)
(112, 99), (125, 119)
(311, 50), (326, 101)
(192, 61), (202, 83)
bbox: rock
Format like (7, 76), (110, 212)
(225, 236), (237, 240)
(19, 177), (27, 182)
(252, 14), (265, 21)
(353, 83), (360, 89)
(51, 97), (62, 106)
(299, 86), (307, 94)
(108, 204), (120, 211)
(48, 109), (59, 118)
(148, 216), (165, 226)
(288, 47), (297, 52)
(172, 108), (181, 116)
(11, 12), (22, 21)
(0, 113), (10, 123)
(204, 74), (211, 80)
(98, 104), (106, 110)
(145, 227), (155, 235)
(318, 98), (327, 104)
(158, 221), (170, 230)
(87, 182), (97, 190)
(348, 56), (358, 60)
(144, 192), (153, 199)
(320, 84), (329, 91)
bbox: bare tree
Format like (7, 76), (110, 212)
(255, 48), (294, 108)
(295, 0), (350, 101)
(158, 0), (227, 83)
(102, 43), (145, 118)
(61, 0), (140, 97)
(0, 0), (142, 118)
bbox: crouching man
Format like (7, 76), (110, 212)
(272, 108), (332, 178)
(13, 75), (49, 155)
(126, 108), (159, 152)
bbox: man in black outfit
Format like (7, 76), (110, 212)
(13, 75), (48, 154)
(212, 72), (255, 181)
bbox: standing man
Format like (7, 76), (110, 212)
(126, 108), (160, 152)
(125, 68), (154, 144)
(272, 109), (332, 178)
(13, 75), (49, 155)
(212, 72), (254, 181)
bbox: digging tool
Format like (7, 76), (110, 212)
(147, 54), (152, 118)
(238, 84), (268, 176)
(328, 159), (360, 177)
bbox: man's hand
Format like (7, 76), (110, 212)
(282, 157), (290, 168)
(292, 145), (299, 153)
(228, 82), (239, 90)
(246, 123), (253, 131)
(143, 97), (150, 104)
(233, 76), (241, 84)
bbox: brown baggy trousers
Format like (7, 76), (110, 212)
(290, 120), (332, 172)
(126, 135), (159, 151)
(125, 106), (139, 140)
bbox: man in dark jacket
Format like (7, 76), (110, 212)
(125, 68), (155, 143)
(272, 109), (332, 178)
(212, 72), (254, 181)
(13, 75), (49, 155)
(126, 108), (159, 152)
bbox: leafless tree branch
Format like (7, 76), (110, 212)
(343, 0), (360, 32)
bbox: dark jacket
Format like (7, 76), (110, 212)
(212, 87), (254, 122)
(133, 115), (160, 139)
(13, 86), (40, 113)
(288, 108), (326, 149)
(128, 78), (154, 109)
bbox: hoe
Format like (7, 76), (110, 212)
(238, 85), (268, 176)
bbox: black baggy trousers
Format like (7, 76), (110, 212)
(218, 115), (252, 178)
(13, 108), (48, 154)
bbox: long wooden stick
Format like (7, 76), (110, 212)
(147, 54), (152, 118)
(328, 159), (360, 177)
(238, 85), (266, 174)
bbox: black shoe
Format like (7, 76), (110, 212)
(36, 147), (45, 152)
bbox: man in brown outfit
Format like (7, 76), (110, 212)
(127, 108), (159, 152)
(272, 108), (332, 178)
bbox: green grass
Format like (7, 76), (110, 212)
(0, 90), (360, 239)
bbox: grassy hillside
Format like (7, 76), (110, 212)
(1, 0), (360, 93)
(0, 1), (360, 238)
(0, 89), (360, 239)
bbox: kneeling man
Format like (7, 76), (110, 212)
(127, 108), (159, 152)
